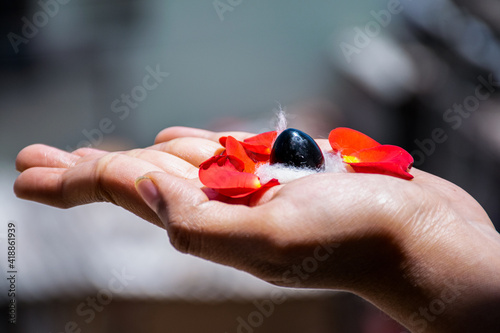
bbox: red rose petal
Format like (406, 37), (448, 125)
(329, 127), (380, 156)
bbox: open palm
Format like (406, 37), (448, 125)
(14, 126), (500, 332)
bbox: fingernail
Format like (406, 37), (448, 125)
(135, 176), (160, 212)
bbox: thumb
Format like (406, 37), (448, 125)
(134, 171), (207, 227)
(135, 171), (210, 254)
(134, 172), (278, 275)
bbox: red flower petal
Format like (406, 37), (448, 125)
(217, 178), (280, 198)
(219, 132), (276, 165)
(346, 145), (414, 180)
(199, 155), (264, 197)
(242, 131), (277, 155)
(328, 127), (380, 156)
(225, 136), (257, 173)
(199, 154), (244, 171)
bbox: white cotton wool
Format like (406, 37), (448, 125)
(256, 163), (318, 184)
(274, 106), (288, 134)
(256, 107), (347, 184)
(256, 151), (347, 184)
(324, 151), (347, 173)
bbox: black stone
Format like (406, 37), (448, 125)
(270, 128), (325, 170)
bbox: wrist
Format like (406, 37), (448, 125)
(363, 218), (500, 332)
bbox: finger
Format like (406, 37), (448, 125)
(71, 148), (109, 166)
(14, 167), (66, 205)
(136, 172), (280, 278)
(123, 149), (198, 179)
(71, 147), (108, 157)
(147, 138), (223, 167)
(155, 126), (255, 144)
(16, 144), (80, 172)
(316, 139), (331, 151)
(14, 153), (165, 227)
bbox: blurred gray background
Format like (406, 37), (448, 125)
(1, 0), (500, 332)
(0, 0), (366, 156)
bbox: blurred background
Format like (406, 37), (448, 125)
(1, 0), (499, 332)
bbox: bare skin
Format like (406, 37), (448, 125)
(14, 126), (500, 332)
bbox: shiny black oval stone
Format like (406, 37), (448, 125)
(270, 128), (325, 170)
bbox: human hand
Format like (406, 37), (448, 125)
(13, 127), (251, 228)
(14, 126), (500, 332)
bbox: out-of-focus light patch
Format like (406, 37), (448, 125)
(403, 0), (500, 77)
(332, 34), (418, 104)
(256, 151), (346, 184)
(475, 104), (500, 156)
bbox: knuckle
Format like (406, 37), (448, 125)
(72, 147), (92, 155)
(123, 149), (146, 159)
(166, 220), (199, 255)
(92, 152), (122, 204)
